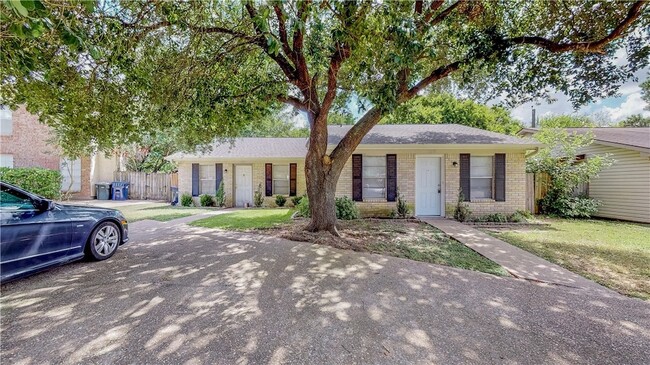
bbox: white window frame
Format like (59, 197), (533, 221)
(362, 155), (387, 200)
(199, 164), (215, 195)
(272, 164), (290, 195)
(0, 105), (12, 136)
(470, 155), (494, 200)
(60, 158), (82, 193)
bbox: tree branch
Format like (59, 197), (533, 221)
(278, 95), (308, 111)
(508, 0), (646, 53)
(273, 3), (294, 63)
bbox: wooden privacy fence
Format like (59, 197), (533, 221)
(526, 172), (551, 214)
(113, 171), (178, 201)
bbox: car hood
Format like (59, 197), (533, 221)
(56, 203), (124, 216)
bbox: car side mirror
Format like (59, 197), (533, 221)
(35, 199), (54, 212)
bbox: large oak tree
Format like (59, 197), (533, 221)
(1, 0), (648, 233)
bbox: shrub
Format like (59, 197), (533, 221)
(180, 193), (194, 207)
(296, 196), (310, 218)
(335, 196), (359, 220)
(0, 167), (62, 199)
(253, 183), (264, 207)
(394, 188), (411, 218)
(200, 194), (215, 207)
(215, 181), (225, 207)
(506, 210), (533, 223)
(275, 194), (287, 207)
(291, 195), (303, 206)
(453, 189), (471, 222)
(539, 192), (601, 218)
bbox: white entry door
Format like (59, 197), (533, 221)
(235, 165), (253, 207)
(415, 156), (441, 216)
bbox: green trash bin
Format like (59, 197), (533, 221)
(95, 183), (111, 200)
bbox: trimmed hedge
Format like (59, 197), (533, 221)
(0, 167), (62, 199)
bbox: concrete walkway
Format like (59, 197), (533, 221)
(420, 218), (611, 293)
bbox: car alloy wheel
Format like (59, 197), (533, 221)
(90, 223), (120, 260)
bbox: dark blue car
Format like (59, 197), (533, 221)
(0, 182), (129, 282)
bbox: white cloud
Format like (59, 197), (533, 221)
(510, 73), (648, 126)
(599, 92), (649, 121)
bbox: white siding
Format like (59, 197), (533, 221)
(581, 143), (650, 223)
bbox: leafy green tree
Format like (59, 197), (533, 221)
(527, 128), (612, 217)
(618, 114), (650, 127)
(539, 115), (595, 128)
(1, 1), (648, 233)
(641, 79), (650, 111)
(124, 133), (177, 173)
(382, 93), (522, 134)
(239, 115), (309, 137)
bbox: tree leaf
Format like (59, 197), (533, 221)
(9, 0), (29, 17)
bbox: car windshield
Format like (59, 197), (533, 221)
(0, 185), (35, 210)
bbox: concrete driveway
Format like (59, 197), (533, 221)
(1, 217), (649, 364)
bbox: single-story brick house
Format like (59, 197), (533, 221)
(167, 124), (542, 217)
(519, 127), (650, 224)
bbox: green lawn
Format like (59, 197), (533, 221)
(353, 220), (509, 276)
(190, 208), (294, 230)
(115, 203), (212, 222)
(489, 219), (650, 300)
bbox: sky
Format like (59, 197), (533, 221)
(510, 48), (649, 127)
(510, 71), (649, 127)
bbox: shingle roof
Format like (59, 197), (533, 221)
(565, 127), (650, 150)
(519, 127), (650, 151)
(167, 137), (308, 160)
(167, 124), (539, 160)
(328, 124), (540, 145)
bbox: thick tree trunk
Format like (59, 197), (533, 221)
(304, 151), (341, 235)
(304, 107), (384, 234)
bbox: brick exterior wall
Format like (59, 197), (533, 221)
(0, 106), (94, 199)
(444, 152), (527, 217)
(0, 105), (59, 170)
(178, 160), (306, 208)
(177, 150), (527, 217)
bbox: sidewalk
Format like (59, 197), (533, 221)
(420, 217), (613, 293)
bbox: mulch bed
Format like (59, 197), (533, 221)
(261, 218), (428, 252)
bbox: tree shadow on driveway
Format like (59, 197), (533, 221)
(1, 223), (649, 364)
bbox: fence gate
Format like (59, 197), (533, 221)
(113, 171), (177, 201)
(526, 172), (551, 214)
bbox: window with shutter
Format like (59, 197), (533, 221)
(362, 156), (386, 199)
(273, 164), (290, 195)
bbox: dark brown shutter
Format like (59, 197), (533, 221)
(215, 163), (223, 191)
(352, 154), (363, 201)
(386, 154), (397, 202)
(289, 163), (297, 196)
(459, 154), (470, 202)
(495, 154), (506, 202)
(191, 163), (199, 196)
(265, 163), (273, 196)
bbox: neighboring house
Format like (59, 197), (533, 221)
(519, 127), (650, 224)
(0, 105), (120, 199)
(167, 124), (541, 217)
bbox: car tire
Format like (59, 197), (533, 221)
(86, 221), (121, 261)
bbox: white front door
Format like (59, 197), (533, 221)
(235, 165), (253, 207)
(415, 156), (441, 216)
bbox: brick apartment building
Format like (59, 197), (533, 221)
(0, 105), (119, 199)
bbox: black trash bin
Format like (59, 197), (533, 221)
(95, 183), (112, 200)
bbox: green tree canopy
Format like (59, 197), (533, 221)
(618, 114), (650, 127)
(539, 115), (595, 128)
(2, 0), (648, 232)
(381, 93), (522, 134)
